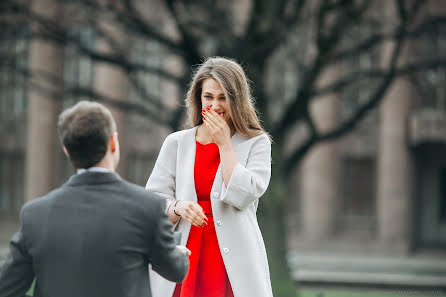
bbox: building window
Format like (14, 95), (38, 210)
(127, 153), (156, 187)
(415, 27), (446, 110)
(268, 27), (308, 123)
(0, 152), (25, 214)
(131, 39), (162, 98)
(128, 38), (163, 127)
(63, 26), (95, 108)
(439, 167), (446, 222)
(341, 22), (380, 127)
(339, 157), (376, 230)
(0, 26), (29, 121)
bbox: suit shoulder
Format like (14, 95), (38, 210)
(120, 180), (165, 206)
(20, 187), (64, 219)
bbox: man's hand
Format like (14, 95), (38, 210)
(176, 246), (192, 256)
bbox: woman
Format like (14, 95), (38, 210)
(146, 57), (273, 297)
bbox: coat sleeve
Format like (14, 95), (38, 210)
(219, 134), (271, 210)
(150, 198), (189, 283)
(146, 134), (178, 210)
(0, 207), (35, 297)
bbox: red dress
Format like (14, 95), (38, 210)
(172, 141), (234, 297)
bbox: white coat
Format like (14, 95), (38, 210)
(146, 126), (273, 297)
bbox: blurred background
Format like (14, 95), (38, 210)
(1, 0), (446, 296)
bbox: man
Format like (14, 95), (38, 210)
(0, 101), (189, 297)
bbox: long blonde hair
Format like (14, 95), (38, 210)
(185, 57), (267, 139)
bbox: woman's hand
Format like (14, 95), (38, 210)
(202, 107), (239, 186)
(202, 108), (232, 149)
(175, 201), (208, 227)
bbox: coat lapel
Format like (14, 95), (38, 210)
(181, 127), (199, 203)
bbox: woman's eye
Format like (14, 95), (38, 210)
(219, 97), (226, 101)
(204, 95), (212, 99)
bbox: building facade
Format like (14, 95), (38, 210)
(286, 1), (446, 289)
(1, 0), (445, 290)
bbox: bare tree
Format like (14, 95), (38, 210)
(2, 0), (446, 295)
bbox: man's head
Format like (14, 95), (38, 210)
(57, 101), (119, 170)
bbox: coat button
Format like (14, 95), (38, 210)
(212, 192), (220, 198)
(223, 248), (229, 253)
(216, 221), (222, 226)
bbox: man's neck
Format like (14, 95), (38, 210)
(77, 167), (111, 174)
(94, 154), (116, 172)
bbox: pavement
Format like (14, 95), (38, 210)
(2, 238), (445, 292)
(288, 251), (446, 290)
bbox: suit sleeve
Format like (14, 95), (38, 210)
(146, 134), (177, 211)
(0, 208), (35, 297)
(219, 134), (272, 210)
(150, 198), (189, 282)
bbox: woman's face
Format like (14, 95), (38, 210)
(200, 78), (231, 125)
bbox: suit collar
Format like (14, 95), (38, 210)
(64, 172), (123, 187)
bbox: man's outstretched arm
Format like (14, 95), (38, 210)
(150, 199), (189, 283)
(0, 228), (34, 297)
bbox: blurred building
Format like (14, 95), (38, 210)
(1, 0), (445, 291)
(286, 0), (446, 290)
(0, 0), (177, 245)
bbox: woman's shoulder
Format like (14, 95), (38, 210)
(239, 131), (271, 145)
(253, 132), (271, 143)
(163, 127), (197, 145)
(233, 132), (271, 153)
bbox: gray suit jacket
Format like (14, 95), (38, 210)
(0, 172), (188, 297)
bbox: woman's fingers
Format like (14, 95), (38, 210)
(191, 203), (208, 222)
(184, 208), (206, 227)
(185, 214), (202, 227)
(203, 117), (216, 134)
(205, 110), (224, 129)
(178, 201), (208, 227)
(203, 110), (225, 138)
(208, 109), (225, 124)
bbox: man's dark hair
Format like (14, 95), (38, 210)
(57, 101), (116, 169)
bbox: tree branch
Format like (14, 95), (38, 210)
(273, 0), (371, 140)
(0, 56), (173, 126)
(162, 0), (202, 65)
(27, 77), (170, 125)
(283, 0), (411, 174)
(313, 58), (446, 96)
(113, 0), (185, 55)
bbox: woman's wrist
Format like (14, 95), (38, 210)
(218, 141), (233, 152)
(173, 201), (181, 217)
(167, 201), (174, 213)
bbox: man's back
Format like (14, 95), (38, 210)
(0, 172), (188, 297)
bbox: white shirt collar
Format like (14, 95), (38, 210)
(77, 167), (111, 175)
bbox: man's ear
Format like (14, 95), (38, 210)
(110, 133), (118, 153)
(62, 146), (70, 158)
